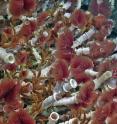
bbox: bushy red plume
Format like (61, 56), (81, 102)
(8, 109), (35, 124)
(51, 59), (69, 81)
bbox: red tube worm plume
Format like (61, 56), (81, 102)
(70, 55), (94, 83)
(93, 14), (107, 29)
(109, 113), (117, 124)
(55, 48), (74, 64)
(56, 29), (74, 50)
(70, 9), (87, 28)
(3, 99), (22, 113)
(19, 20), (37, 38)
(97, 60), (111, 76)
(53, 22), (64, 33)
(92, 101), (117, 124)
(78, 82), (98, 108)
(11, 35), (27, 48)
(19, 70), (28, 79)
(97, 88), (117, 107)
(9, 0), (24, 17)
(90, 40), (116, 59)
(89, 0), (111, 18)
(4, 63), (17, 72)
(21, 82), (33, 94)
(37, 11), (49, 26)
(3, 27), (14, 38)
(8, 109), (35, 124)
(94, 20), (114, 40)
(91, 107), (108, 124)
(16, 50), (29, 65)
(23, 0), (37, 12)
(51, 59), (69, 82)
(0, 79), (20, 103)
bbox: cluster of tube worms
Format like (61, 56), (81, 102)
(0, 0), (117, 124)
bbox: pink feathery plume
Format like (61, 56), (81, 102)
(78, 81), (98, 107)
(51, 59), (69, 82)
(9, 0), (24, 17)
(71, 9), (87, 28)
(0, 79), (20, 103)
(90, 39), (116, 59)
(8, 109), (35, 124)
(109, 113), (117, 124)
(23, 0), (37, 12)
(3, 99), (22, 113)
(89, 0), (111, 17)
(55, 48), (74, 64)
(97, 88), (117, 106)
(19, 20), (37, 38)
(56, 30), (74, 50)
(70, 55), (94, 83)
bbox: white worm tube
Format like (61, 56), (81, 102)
(97, 0), (103, 5)
(107, 79), (117, 89)
(0, 47), (15, 63)
(25, 69), (34, 79)
(41, 65), (52, 77)
(63, 79), (78, 92)
(48, 112), (59, 124)
(53, 94), (78, 106)
(75, 47), (90, 55)
(93, 71), (112, 90)
(85, 69), (98, 77)
(62, 2), (72, 10)
(76, 0), (82, 9)
(59, 118), (78, 124)
(72, 27), (96, 48)
(32, 48), (41, 63)
(42, 93), (62, 109)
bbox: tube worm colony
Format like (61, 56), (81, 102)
(0, 0), (117, 124)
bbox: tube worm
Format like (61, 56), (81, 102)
(63, 79), (78, 92)
(19, 69), (34, 79)
(3, 99), (22, 113)
(85, 69), (98, 77)
(32, 47), (41, 63)
(16, 50), (28, 65)
(94, 19), (114, 41)
(4, 63), (17, 72)
(59, 118), (78, 124)
(70, 55), (94, 83)
(0, 47), (15, 64)
(89, 0), (111, 17)
(0, 79), (20, 103)
(9, 0), (24, 17)
(51, 59), (69, 81)
(93, 71), (112, 90)
(8, 109), (35, 124)
(19, 20), (37, 38)
(62, 1), (72, 10)
(97, 88), (117, 106)
(72, 27), (96, 48)
(93, 14), (107, 29)
(108, 113), (117, 124)
(48, 112), (59, 124)
(75, 47), (90, 55)
(42, 93), (62, 109)
(89, 39), (116, 59)
(78, 82), (98, 107)
(23, 0), (37, 12)
(37, 11), (49, 26)
(71, 9), (87, 28)
(53, 94), (78, 106)
(56, 29), (74, 50)
(55, 48), (74, 64)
